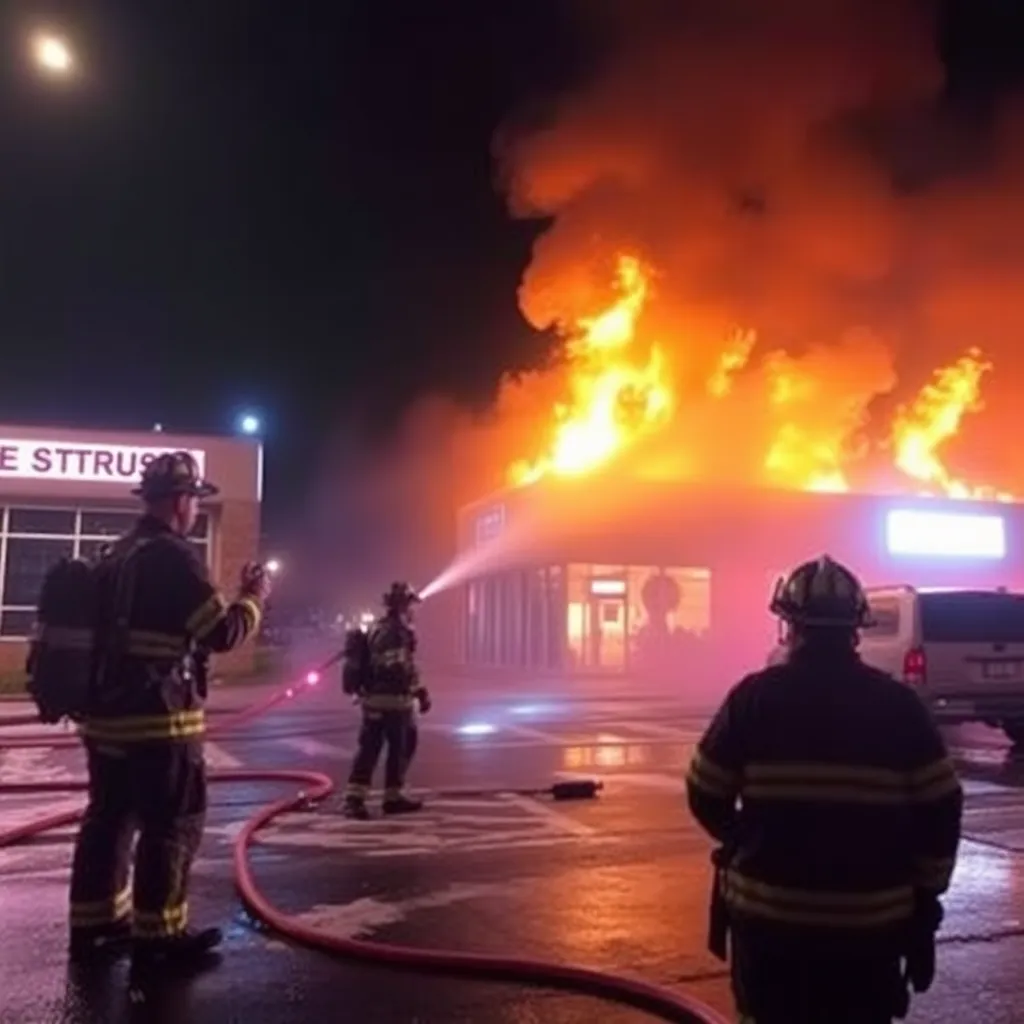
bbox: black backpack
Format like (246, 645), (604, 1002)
(26, 538), (148, 724)
(340, 627), (371, 695)
(26, 556), (102, 724)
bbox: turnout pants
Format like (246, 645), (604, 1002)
(731, 933), (908, 1024)
(69, 740), (207, 940)
(345, 709), (418, 802)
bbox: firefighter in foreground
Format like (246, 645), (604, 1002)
(342, 582), (430, 819)
(61, 452), (271, 967)
(687, 555), (963, 1024)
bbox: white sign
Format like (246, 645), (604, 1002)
(886, 508), (1007, 559)
(0, 440), (206, 485)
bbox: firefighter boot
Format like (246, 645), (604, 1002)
(131, 927), (223, 971)
(343, 797), (371, 820)
(382, 794), (423, 815)
(69, 920), (134, 963)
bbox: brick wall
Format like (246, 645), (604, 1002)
(209, 498), (261, 674)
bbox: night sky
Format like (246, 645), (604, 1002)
(0, 1), (1020, 537)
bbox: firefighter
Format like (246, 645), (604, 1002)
(687, 555), (963, 1024)
(68, 451), (271, 968)
(342, 581), (430, 820)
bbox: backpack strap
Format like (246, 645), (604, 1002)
(94, 536), (154, 693)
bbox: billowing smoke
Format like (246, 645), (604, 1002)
(481, 0), (1024, 493)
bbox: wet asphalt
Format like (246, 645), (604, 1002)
(3, 678), (1024, 1023)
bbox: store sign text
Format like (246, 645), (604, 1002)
(0, 440), (207, 484)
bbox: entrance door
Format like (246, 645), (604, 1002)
(589, 597), (626, 670)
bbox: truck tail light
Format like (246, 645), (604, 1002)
(903, 647), (927, 686)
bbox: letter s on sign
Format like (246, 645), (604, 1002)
(31, 447), (52, 473)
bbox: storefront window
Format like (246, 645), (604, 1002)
(0, 506), (213, 639)
(3, 537), (74, 606)
(79, 510), (137, 537)
(566, 564), (629, 672)
(8, 508), (77, 535)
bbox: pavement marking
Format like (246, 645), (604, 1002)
(204, 742), (243, 769)
(961, 779), (1018, 796)
(499, 792), (597, 837)
(949, 746), (1009, 767)
(223, 791), (606, 858)
(266, 881), (531, 948)
(276, 736), (353, 760)
(0, 747), (76, 784)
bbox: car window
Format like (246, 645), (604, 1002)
(919, 591), (1024, 644)
(864, 596), (901, 638)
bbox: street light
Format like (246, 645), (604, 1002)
(238, 413), (261, 436)
(32, 32), (75, 76)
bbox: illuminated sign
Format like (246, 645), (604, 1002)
(590, 578), (627, 596)
(0, 440), (206, 485)
(886, 508), (1006, 559)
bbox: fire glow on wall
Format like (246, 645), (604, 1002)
(885, 509), (1007, 559)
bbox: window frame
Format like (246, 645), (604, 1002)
(863, 595), (902, 639)
(0, 505), (213, 641)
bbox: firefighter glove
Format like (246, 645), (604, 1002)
(239, 562), (273, 602)
(904, 893), (943, 994)
(417, 688), (432, 714)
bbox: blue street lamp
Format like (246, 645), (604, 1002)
(238, 413), (261, 436)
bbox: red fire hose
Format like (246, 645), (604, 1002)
(0, 675), (731, 1024)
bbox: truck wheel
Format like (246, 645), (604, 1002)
(1002, 720), (1024, 747)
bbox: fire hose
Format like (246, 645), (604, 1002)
(0, 668), (731, 1024)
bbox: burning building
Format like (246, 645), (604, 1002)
(448, 250), (1021, 692)
(437, 2), (1024, 692)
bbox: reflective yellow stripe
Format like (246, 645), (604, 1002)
(723, 870), (914, 929)
(37, 626), (92, 650)
(80, 710), (205, 743)
(133, 903), (188, 938)
(383, 788), (405, 800)
(909, 759), (962, 803)
(70, 886), (133, 927)
(186, 593), (227, 640)
(743, 761), (910, 805)
(345, 783), (369, 798)
(909, 757), (957, 787)
(360, 694), (416, 711)
(126, 629), (188, 656)
(374, 649), (409, 666)
(740, 759), (962, 805)
(687, 751), (739, 799)
(914, 855), (956, 892)
(238, 597), (262, 634)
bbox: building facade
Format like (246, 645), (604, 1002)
(453, 480), (1023, 688)
(0, 424), (262, 675)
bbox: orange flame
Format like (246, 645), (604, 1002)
(508, 255), (672, 485)
(508, 253), (1010, 500)
(893, 349), (1010, 501)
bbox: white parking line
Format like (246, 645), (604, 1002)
(499, 792), (596, 836)
(278, 736), (353, 761)
(204, 742), (242, 769)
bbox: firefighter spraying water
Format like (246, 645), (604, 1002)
(340, 581), (431, 820)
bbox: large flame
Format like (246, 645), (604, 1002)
(893, 349), (1011, 502)
(508, 255), (672, 485)
(507, 253), (1008, 500)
